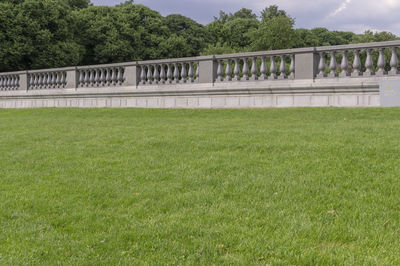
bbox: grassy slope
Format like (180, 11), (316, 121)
(0, 108), (399, 265)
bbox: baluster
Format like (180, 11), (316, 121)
(339, 51), (349, 77)
(251, 57), (258, 81)
(173, 63), (179, 83)
(188, 62), (194, 82)
(38, 74), (44, 89)
(42, 73), (47, 89)
(317, 52), (326, 78)
(55, 72), (61, 88)
(167, 64), (172, 83)
(289, 55), (295, 79)
(10, 76), (15, 90)
(234, 58), (240, 81)
(79, 71), (84, 87)
(100, 69), (106, 86)
(110, 68), (116, 86)
(196, 62), (199, 81)
(52, 72), (57, 88)
(48, 73), (53, 88)
(89, 70), (95, 87)
(225, 59), (232, 81)
(46, 73), (51, 88)
(181, 63), (187, 83)
(389, 47), (399, 75)
(62, 72), (67, 88)
(377, 48), (387, 76)
(242, 58), (249, 80)
(147, 65), (153, 85)
(279, 55), (286, 79)
(84, 70), (90, 87)
(8, 76), (12, 90)
(6, 76), (11, 90)
(160, 64), (166, 84)
(364, 49), (374, 76)
(154, 65), (160, 84)
(117, 68), (124, 85)
(140, 66), (146, 85)
(216, 60), (223, 82)
(269, 56), (277, 80)
(94, 69), (100, 87)
(260, 56), (267, 80)
(107, 68), (112, 86)
(0, 76), (3, 90)
(329, 51), (337, 77)
(352, 50), (362, 77)
(4, 76), (8, 90)
(47, 73), (52, 88)
(33, 74), (38, 89)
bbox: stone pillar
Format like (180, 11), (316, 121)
(65, 67), (77, 89)
(124, 64), (140, 87)
(19, 71), (28, 91)
(198, 56), (217, 84)
(294, 48), (318, 80)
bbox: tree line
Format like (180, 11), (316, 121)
(0, 0), (398, 72)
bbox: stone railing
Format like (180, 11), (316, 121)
(1, 40), (400, 92)
(0, 72), (21, 91)
(214, 50), (296, 82)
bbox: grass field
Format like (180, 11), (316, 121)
(0, 108), (400, 265)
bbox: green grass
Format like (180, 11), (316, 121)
(1, 108), (400, 265)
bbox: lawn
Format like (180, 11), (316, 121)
(0, 108), (399, 265)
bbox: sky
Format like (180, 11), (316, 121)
(91, 0), (400, 35)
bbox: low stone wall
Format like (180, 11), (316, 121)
(0, 77), (384, 108)
(2, 40), (400, 108)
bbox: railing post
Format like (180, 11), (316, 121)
(19, 71), (28, 91)
(124, 63), (140, 87)
(198, 55), (217, 84)
(294, 48), (318, 79)
(65, 67), (77, 89)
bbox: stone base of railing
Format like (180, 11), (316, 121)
(1, 77), (396, 109)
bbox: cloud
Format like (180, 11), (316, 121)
(91, 0), (400, 35)
(329, 0), (352, 17)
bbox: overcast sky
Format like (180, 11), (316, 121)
(91, 0), (400, 35)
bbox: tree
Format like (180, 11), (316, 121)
(164, 14), (209, 57)
(66, 0), (91, 9)
(261, 5), (290, 23)
(249, 16), (295, 51)
(0, 0), (84, 72)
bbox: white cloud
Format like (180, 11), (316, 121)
(329, 0), (352, 17)
(92, 0), (400, 35)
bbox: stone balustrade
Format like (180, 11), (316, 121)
(0, 73), (20, 91)
(28, 71), (67, 90)
(77, 66), (125, 88)
(1, 40), (400, 93)
(214, 51), (295, 82)
(137, 57), (206, 85)
(315, 42), (400, 78)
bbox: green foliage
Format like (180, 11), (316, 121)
(0, 0), (84, 72)
(294, 28), (355, 48)
(249, 16), (295, 51)
(66, 0), (91, 9)
(352, 30), (399, 43)
(164, 14), (209, 57)
(0, 2), (399, 72)
(261, 5), (290, 23)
